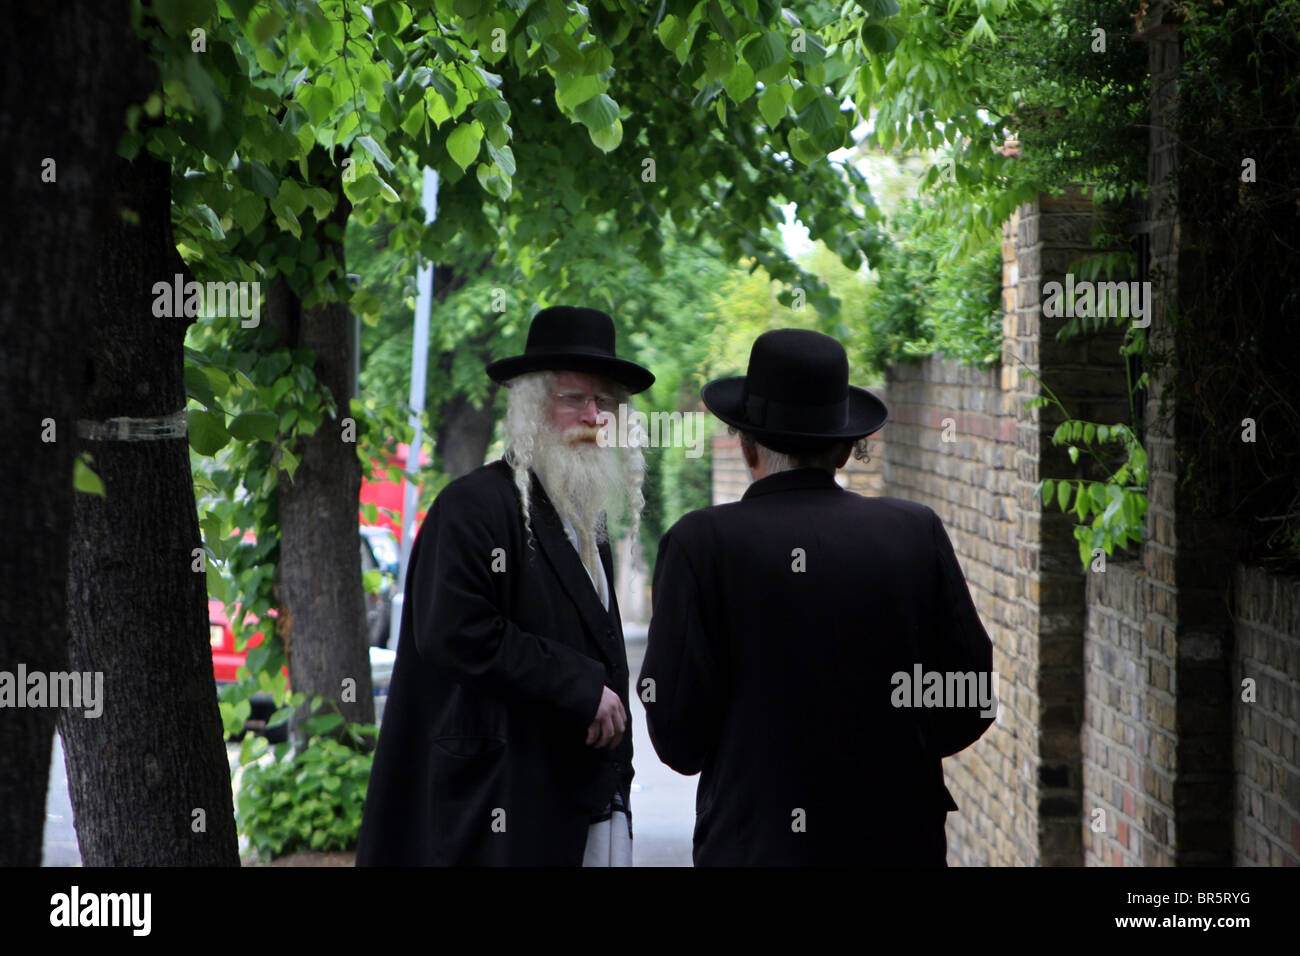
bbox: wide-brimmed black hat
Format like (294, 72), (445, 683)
(486, 305), (654, 393)
(701, 329), (888, 454)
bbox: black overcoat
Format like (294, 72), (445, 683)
(356, 459), (633, 866)
(640, 468), (995, 865)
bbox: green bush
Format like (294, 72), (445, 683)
(236, 729), (375, 860)
(861, 199), (1003, 377)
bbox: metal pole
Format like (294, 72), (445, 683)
(390, 166), (438, 649)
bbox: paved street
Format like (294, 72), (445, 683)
(624, 630), (696, 866)
(41, 632), (696, 867)
(41, 731), (80, 867)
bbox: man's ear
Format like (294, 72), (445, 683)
(740, 437), (758, 469)
(835, 442), (852, 469)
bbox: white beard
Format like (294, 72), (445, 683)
(532, 427), (620, 543)
(530, 427), (621, 606)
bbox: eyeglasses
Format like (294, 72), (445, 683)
(553, 392), (619, 413)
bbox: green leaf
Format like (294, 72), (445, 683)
(73, 454), (105, 497)
(185, 365), (217, 409)
(555, 73), (603, 112)
(1089, 482), (1107, 511)
(797, 94), (839, 136)
(345, 174), (383, 202)
(786, 128), (820, 165)
(244, 161), (280, 199)
(1057, 479), (1072, 512)
(1101, 487), (1123, 523)
(355, 135), (395, 173)
(298, 84), (335, 127)
(471, 97), (510, 127)
(250, 9), (283, 44)
(1040, 478), (1054, 504)
(743, 31), (785, 73)
(1074, 489), (1089, 521)
(574, 93), (619, 131)
(302, 186), (335, 219)
(277, 179), (308, 217)
(967, 14), (997, 45)
(189, 409), (230, 455)
(195, 204), (226, 240)
(588, 118), (623, 152)
(721, 60), (755, 104)
(155, 0), (216, 37)
(305, 713), (344, 735)
(702, 40), (733, 83)
(246, 643), (273, 677)
(228, 412), (279, 442)
(857, 0), (900, 18)
(707, 0), (737, 46)
(758, 84), (786, 127)
(860, 22), (898, 55)
(232, 193), (266, 233)
(486, 141), (516, 177)
(476, 162), (510, 199)
(657, 14), (688, 52)
(792, 38), (828, 72)
(446, 122), (483, 169)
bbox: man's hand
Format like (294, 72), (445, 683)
(586, 686), (626, 749)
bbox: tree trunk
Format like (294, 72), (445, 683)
(433, 304), (500, 480)
(435, 382), (500, 479)
(61, 151), (240, 865)
(273, 161), (373, 745)
(0, 0), (149, 865)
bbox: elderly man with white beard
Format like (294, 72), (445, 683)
(356, 306), (651, 867)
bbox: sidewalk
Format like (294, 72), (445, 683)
(41, 629), (695, 866)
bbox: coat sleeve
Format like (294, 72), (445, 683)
(409, 482), (607, 728)
(924, 507), (997, 758)
(639, 526), (721, 775)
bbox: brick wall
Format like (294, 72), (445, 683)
(882, 355), (1026, 865)
(1084, 559), (1173, 865)
(1231, 567), (1300, 866)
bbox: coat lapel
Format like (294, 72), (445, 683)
(599, 536), (623, 640)
(527, 470), (622, 670)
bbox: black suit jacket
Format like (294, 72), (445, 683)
(356, 459), (632, 866)
(639, 468), (995, 865)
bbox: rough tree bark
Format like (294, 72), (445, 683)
(0, 0), (152, 865)
(271, 155), (373, 745)
(61, 149), (241, 865)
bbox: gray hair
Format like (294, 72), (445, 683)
(731, 426), (869, 474)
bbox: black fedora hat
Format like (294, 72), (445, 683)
(486, 305), (654, 393)
(701, 329), (887, 454)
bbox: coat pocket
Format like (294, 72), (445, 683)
(430, 735), (508, 807)
(427, 735), (509, 864)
